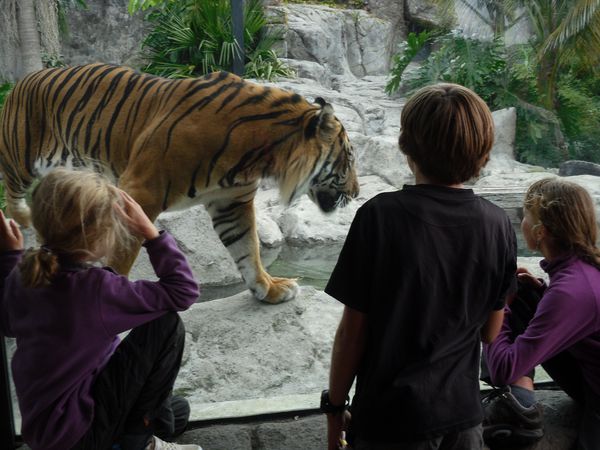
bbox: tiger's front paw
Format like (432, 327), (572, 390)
(254, 276), (299, 304)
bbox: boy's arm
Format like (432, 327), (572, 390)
(481, 307), (505, 344)
(329, 305), (367, 404)
(327, 305), (367, 450)
(481, 217), (517, 344)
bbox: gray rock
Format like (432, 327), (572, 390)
(129, 205), (243, 287)
(475, 173), (600, 222)
(344, 9), (395, 76)
(278, 59), (334, 88)
(175, 287), (343, 405)
(356, 135), (412, 188)
(61, 0), (147, 68)
(406, 0), (442, 28)
(273, 5), (394, 77)
(491, 108), (517, 160)
(277, 175), (396, 246)
(559, 160), (600, 177)
(453, 3), (533, 45)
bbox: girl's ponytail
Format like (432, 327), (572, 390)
(576, 243), (600, 270)
(19, 247), (60, 288)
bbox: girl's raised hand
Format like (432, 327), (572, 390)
(114, 191), (160, 241)
(516, 267), (543, 289)
(0, 210), (24, 252)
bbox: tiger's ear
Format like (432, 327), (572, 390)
(316, 100), (337, 141)
(305, 99), (338, 141)
(314, 97), (327, 107)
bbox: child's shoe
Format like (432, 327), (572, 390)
(145, 435), (203, 450)
(482, 386), (544, 446)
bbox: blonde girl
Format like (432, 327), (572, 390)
(0, 168), (202, 450)
(483, 178), (600, 450)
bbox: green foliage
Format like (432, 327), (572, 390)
(128, 0), (165, 14)
(0, 83), (13, 111)
(282, 0), (367, 8)
(513, 104), (567, 167)
(385, 31), (431, 96)
(42, 53), (66, 68)
(556, 74), (600, 163)
(389, 29), (600, 167)
(0, 182), (5, 212)
(421, 0), (600, 166)
(398, 32), (509, 106)
(138, 0), (293, 80)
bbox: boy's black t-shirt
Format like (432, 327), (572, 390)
(325, 184), (517, 443)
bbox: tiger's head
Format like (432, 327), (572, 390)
(307, 98), (359, 212)
(280, 97), (359, 213)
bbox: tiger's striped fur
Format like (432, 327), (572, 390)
(0, 63), (359, 303)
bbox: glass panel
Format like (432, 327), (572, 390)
(1, 337), (17, 448)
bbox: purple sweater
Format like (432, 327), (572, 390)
(484, 254), (600, 395)
(0, 232), (200, 450)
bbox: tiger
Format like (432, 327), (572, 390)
(0, 63), (359, 304)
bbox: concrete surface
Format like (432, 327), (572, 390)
(176, 389), (579, 450)
(12, 389), (580, 450)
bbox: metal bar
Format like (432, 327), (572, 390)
(231, 0), (245, 76)
(1, 337), (16, 449)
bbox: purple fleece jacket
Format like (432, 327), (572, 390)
(484, 254), (600, 395)
(0, 232), (200, 450)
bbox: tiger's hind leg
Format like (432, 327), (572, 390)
(206, 194), (299, 304)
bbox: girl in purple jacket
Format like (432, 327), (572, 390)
(483, 178), (600, 450)
(0, 168), (202, 450)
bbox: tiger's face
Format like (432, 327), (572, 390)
(308, 128), (359, 213)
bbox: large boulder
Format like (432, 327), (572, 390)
(276, 175), (395, 246)
(405, 0), (443, 28)
(272, 4), (394, 77)
(363, 0), (407, 56)
(475, 173), (600, 221)
(559, 160), (600, 177)
(176, 287), (343, 409)
(452, 3), (533, 45)
(129, 205), (242, 287)
(354, 135), (412, 188)
(61, 0), (147, 67)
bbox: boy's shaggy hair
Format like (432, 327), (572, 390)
(399, 83), (494, 184)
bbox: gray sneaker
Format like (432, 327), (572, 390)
(482, 386), (544, 446)
(145, 435), (203, 450)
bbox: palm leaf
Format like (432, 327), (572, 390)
(542, 0), (600, 51)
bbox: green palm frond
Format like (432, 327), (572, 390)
(139, 0), (289, 80)
(542, 0), (600, 52)
(558, 31), (600, 70)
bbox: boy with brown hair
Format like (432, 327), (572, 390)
(322, 83), (517, 449)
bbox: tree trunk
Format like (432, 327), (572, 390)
(16, 0), (43, 78)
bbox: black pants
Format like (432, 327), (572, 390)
(482, 280), (600, 450)
(72, 312), (187, 450)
